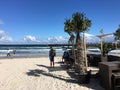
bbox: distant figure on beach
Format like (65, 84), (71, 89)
(49, 46), (56, 67)
(62, 49), (70, 64)
(13, 49), (16, 55)
(62, 50), (67, 63)
(7, 49), (11, 57)
(63, 49), (75, 69)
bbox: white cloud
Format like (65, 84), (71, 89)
(0, 19), (4, 24)
(0, 36), (12, 41)
(84, 33), (99, 43)
(84, 33), (115, 43)
(0, 30), (5, 38)
(102, 34), (115, 42)
(23, 35), (40, 43)
(37, 33), (114, 44)
(37, 36), (68, 44)
(0, 30), (13, 42)
(84, 33), (94, 37)
(21, 35), (69, 44)
(46, 36), (68, 44)
(0, 31), (115, 44)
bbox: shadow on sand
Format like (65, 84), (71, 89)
(26, 61), (104, 90)
(26, 69), (78, 84)
(36, 63), (68, 71)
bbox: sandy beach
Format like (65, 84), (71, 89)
(0, 56), (104, 90)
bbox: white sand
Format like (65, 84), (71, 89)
(0, 57), (104, 90)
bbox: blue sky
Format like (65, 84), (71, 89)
(0, 0), (120, 44)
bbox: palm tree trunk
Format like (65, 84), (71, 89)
(75, 32), (86, 75)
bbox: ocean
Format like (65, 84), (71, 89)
(0, 44), (70, 58)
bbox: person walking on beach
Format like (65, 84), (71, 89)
(13, 49), (16, 55)
(7, 49), (11, 57)
(49, 46), (56, 67)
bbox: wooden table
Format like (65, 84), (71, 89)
(99, 61), (120, 90)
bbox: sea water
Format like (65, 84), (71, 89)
(0, 44), (65, 58)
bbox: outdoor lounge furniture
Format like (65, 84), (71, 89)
(112, 71), (120, 90)
(99, 61), (120, 90)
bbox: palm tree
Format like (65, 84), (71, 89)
(64, 19), (76, 63)
(114, 25), (120, 41)
(64, 19), (73, 35)
(114, 25), (120, 51)
(64, 12), (91, 75)
(72, 12), (91, 75)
